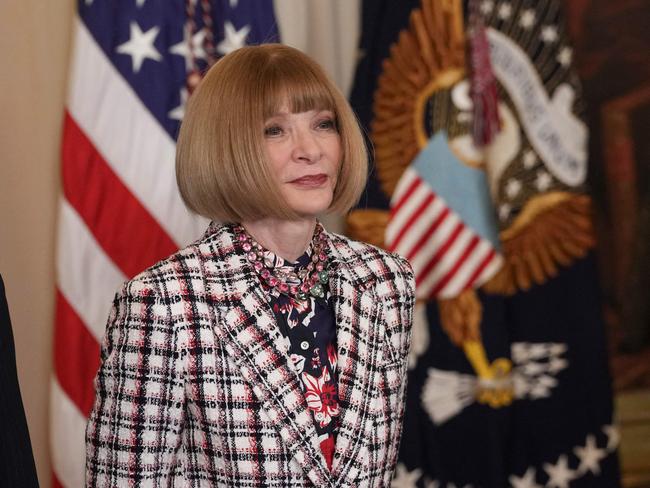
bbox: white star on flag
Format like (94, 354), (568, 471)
(217, 21), (251, 55)
(498, 3), (512, 20)
(544, 455), (576, 488)
(602, 425), (620, 451)
(519, 9), (536, 29)
(170, 25), (208, 72)
(522, 149), (537, 169)
(509, 467), (542, 488)
(557, 46), (573, 66)
(168, 88), (188, 121)
(535, 171), (552, 191)
(505, 178), (522, 199)
(480, 0), (494, 14)
(391, 463), (422, 488)
(574, 435), (607, 475)
(229, 0), (239, 7)
(541, 25), (559, 43)
(136, 0), (146, 7)
(116, 22), (162, 73)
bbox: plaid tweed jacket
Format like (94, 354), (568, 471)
(85, 222), (415, 487)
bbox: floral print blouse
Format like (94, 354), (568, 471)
(256, 246), (340, 470)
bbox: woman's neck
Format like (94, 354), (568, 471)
(241, 217), (317, 262)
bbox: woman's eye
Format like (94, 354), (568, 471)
(264, 125), (283, 137)
(316, 118), (337, 131)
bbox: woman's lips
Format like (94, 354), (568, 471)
(288, 174), (328, 187)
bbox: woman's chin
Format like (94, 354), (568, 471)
(284, 194), (334, 219)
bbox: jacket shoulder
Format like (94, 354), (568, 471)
(122, 245), (201, 296)
(118, 223), (231, 299)
(328, 232), (414, 295)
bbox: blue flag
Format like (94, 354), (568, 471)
(348, 0), (621, 486)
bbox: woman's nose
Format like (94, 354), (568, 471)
(291, 129), (321, 163)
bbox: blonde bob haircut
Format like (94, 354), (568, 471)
(176, 44), (368, 223)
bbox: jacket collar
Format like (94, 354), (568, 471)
(200, 223), (383, 486)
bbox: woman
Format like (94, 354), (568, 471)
(86, 44), (414, 487)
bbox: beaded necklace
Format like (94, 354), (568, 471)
(235, 224), (329, 301)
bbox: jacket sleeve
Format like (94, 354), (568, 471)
(383, 255), (415, 485)
(85, 279), (187, 487)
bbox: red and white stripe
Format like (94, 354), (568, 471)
(52, 17), (207, 488)
(386, 168), (502, 300)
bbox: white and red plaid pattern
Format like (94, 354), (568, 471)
(386, 167), (502, 299)
(85, 224), (415, 487)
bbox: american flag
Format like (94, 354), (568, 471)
(385, 131), (503, 300)
(52, 2), (278, 486)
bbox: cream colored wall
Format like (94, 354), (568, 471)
(0, 1), (74, 486)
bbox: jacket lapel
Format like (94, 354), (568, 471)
(202, 225), (334, 486)
(328, 253), (384, 484)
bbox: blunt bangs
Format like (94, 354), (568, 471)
(259, 54), (338, 120)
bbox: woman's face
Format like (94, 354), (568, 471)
(263, 105), (341, 218)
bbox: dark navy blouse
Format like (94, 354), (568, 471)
(259, 249), (340, 470)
